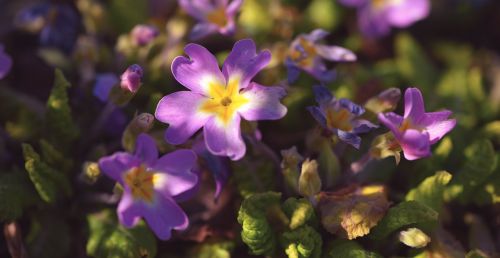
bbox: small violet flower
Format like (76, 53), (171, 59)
(378, 87), (456, 160)
(120, 64), (143, 93)
(93, 73), (119, 102)
(155, 39), (287, 160)
(339, 0), (430, 38)
(0, 45), (12, 80)
(286, 29), (356, 83)
(98, 134), (198, 240)
(178, 0), (243, 40)
(131, 24), (159, 46)
(308, 85), (377, 149)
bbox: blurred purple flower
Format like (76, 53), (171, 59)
(0, 45), (12, 80)
(131, 24), (160, 46)
(15, 3), (81, 54)
(378, 87), (456, 160)
(93, 73), (119, 102)
(98, 134), (198, 240)
(155, 39), (287, 160)
(339, 0), (430, 38)
(285, 29), (356, 83)
(120, 64), (143, 93)
(178, 0), (243, 40)
(308, 85), (377, 149)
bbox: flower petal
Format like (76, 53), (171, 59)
(426, 119), (456, 144)
(303, 29), (329, 42)
(385, 0), (430, 28)
(358, 5), (391, 38)
(222, 39), (271, 89)
(352, 119), (378, 134)
(307, 106), (327, 129)
(134, 133), (158, 166)
(398, 129), (431, 160)
(238, 82), (287, 121)
(155, 91), (210, 145)
(143, 194), (189, 240)
(117, 191), (142, 228)
(154, 149), (197, 173)
(204, 115), (246, 160)
(403, 87), (426, 120)
(172, 44), (225, 95)
(178, 0), (212, 20)
(339, 98), (365, 116)
(378, 112), (404, 135)
(312, 85), (334, 106)
(226, 0), (243, 15)
(338, 130), (362, 149)
(93, 73), (118, 102)
(98, 152), (139, 184)
(0, 46), (13, 80)
(338, 0), (368, 7)
(154, 171), (198, 198)
(315, 44), (357, 62)
(189, 23), (219, 40)
(285, 59), (302, 83)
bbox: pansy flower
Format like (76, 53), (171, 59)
(155, 39), (287, 160)
(285, 29), (356, 83)
(378, 87), (456, 160)
(98, 134), (198, 240)
(178, 0), (243, 40)
(308, 85), (377, 149)
(339, 0), (430, 38)
(0, 44), (12, 79)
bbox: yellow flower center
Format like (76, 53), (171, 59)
(288, 37), (317, 68)
(206, 7), (228, 27)
(124, 165), (160, 203)
(326, 108), (353, 132)
(199, 77), (249, 125)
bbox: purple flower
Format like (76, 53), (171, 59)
(307, 85), (377, 149)
(378, 87), (456, 160)
(178, 0), (243, 40)
(339, 0), (430, 38)
(93, 73), (119, 102)
(131, 24), (159, 46)
(286, 29), (356, 83)
(0, 45), (12, 79)
(98, 134), (198, 240)
(155, 39), (287, 160)
(120, 64), (143, 93)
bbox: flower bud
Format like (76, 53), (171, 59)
(399, 228), (430, 248)
(131, 24), (159, 46)
(298, 159), (321, 198)
(122, 113), (154, 152)
(281, 146), (303, 193)
(120, 64), (143, 93)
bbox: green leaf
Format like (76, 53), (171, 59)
(327, 239), (382, 258)
(233, 156), (276, 198)
(87, 211), (157, 258)
(282, 198), (315, 230)
(280, 226), (322, 258)
(189, 240), (235, 258)
(406, 171), (452, 213)
(45, 69), (79, 149)
(445, 139), (498, 203)
(369, 201), (438, 240)
(108, 0), (147, 33)
(0, 171), (38, 221)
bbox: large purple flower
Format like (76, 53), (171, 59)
(307, 85), (377, 149)
(285, 29), (356, 83)
(0, 44), (12, 80)
(155, 39), (287, 160)
(178, 0), (243, 40)
(98, 134), (198, 240)
(378, 87), (456, 160)
(339, 0), (430, 38)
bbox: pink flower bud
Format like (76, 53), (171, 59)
(120, 64), (143, 93)
(131, 24), (159, 46)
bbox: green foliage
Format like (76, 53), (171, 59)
(465, 250), (489, 258)
(22, 143), (71, 203)
(446, 139), (498, 204)
(45, 69), (79, 149)
(282, 198), (315, 230)
(87, 211), (157, 258)
(304, 0), (340, 31)
(189, 240), (235, 258)
(27, 212), (72, 258)
(108, 0), (147, 33)
(232, 156), (276, 198)
(406, 171), (452, 213)
(0, 171), (38, 221)
(316, 141), (341, 188)
(280, 225), (322, 258)
(327, 239), (383, 258)
(369, 201), (438, 240)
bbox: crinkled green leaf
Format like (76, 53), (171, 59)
(369, 201), (438, 240)
(45, 69), (79, 149)
(282, 198), (315, 230)
(87, 211), (157, 258)
(327, 239), (383, 258)
(280, 225), (322, 258)
(406, 171), (452, 213)
(0, 171), (38, 221)
(233, 156), (276, 198)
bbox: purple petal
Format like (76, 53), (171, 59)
(403, 87), (426, 120)
(304, 58), (336, 82)
(307, 106), (328, 129)
(426, 119), (456, 144)
(352, 119), (378, 134)
(134, 134), (158, 166)
(385, 0), (430, 28)
(154, 170), (198, 198)
(98, 152), (139, 184)
(155, 91), (210, 145)
(238, 82), (287, 121)
(338, 0), (368, 7)
(358, 5), (391, 38)
(226, 0), (243, 15)
(117, 191), (142, 228)
(0, 46), (12, 80)
(339, 98), (365, 116)
(338, 130), (362, 149)
(222, 39), (271, 89)
(378, 112), (404, 135)
(143, 194), (189, 240)
(303, 29), (329, 42)
(312, 85), (334, 106)
(154, 149), (197, 173)
(189, 22), (219, 40)
(172, 43), (226, 95)
(178, 0), (212, 20)
(420, 110), (452, 125)
(204, 115), (246, 160)
(315, 44), (357, 62)
(398, 129), (431, 160)
(93, 73), (118, 102)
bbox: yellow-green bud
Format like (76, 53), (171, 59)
(298, 159), (321, 198)
(399, 228), (431, 248)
